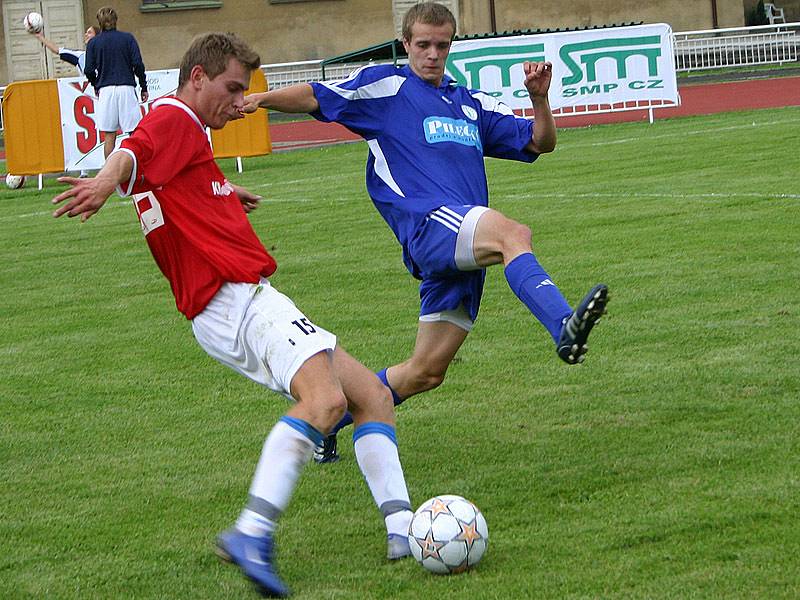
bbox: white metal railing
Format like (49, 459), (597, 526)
(260, 59), (402, 90)
(674, 22), (799, 71)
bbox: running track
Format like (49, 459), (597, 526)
(270, 76), (800, 151)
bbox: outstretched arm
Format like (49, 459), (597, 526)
(523, 61), (557, 154)
(241, 83), (319, 116)
(52, 151), (134, 222)
(34, 31), (59, 55)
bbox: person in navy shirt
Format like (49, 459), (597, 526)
(84, 6), (148, 159)
(243, 2), (609, 463)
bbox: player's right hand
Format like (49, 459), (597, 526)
(240, 94), (262, 115)
(52, 176), (113, 222)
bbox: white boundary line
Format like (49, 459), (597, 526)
(501, 191), (800, 201)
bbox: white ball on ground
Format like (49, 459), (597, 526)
(408, 494), (489, 574)
(5, 174), (26, 189)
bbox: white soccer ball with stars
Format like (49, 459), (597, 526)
(408, 494), (489, 574)
(5, 174), (26, 189)
(24, 12), (44, 33)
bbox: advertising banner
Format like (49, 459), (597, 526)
(56, 70), (178, 171)
(446, 23), (678, 112)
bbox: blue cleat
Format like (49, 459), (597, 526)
(557, 284), (609, 364)
(387, 533), (412, 560)
(216, 528), (290, 598)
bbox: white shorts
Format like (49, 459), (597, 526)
(95, 85), (142, 133)
(419, 304), (474, 332)
(191, 279), (337, 400)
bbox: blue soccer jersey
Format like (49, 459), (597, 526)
(310, 64), (538, 252)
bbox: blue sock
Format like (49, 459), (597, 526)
(331, 410), (354, 435)
(376, 368), (403, 406)
(330, 369), (403, 436)
(504, 253), (572, 342)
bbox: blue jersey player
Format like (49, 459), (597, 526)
(243, 2), (609, 462)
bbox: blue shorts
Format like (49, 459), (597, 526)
(403, 205), (490, 323)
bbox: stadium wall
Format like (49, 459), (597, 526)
(78, 0), (396, 76)
(79, 0), (748, 71)
(2, 1), (749, 85)
(494, 0), (747, 31)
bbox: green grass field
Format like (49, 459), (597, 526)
(2, 106), (799, 599)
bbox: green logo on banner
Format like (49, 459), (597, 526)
(446, 43), (545, 92)
(559, 35), (662, 85)
(558, 35), (665, 98)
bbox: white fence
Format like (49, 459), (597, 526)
(674, 22), (799, 70)
(2, 23), (799, 134)
(261, 60), (370, 90)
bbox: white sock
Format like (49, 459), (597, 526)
(385, 510), (413, 538)
(238, 417), (318, 536)
(236, 508), (276, 537)
(353, 423), (413, 536)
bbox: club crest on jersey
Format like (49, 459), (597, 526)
(423, 117), (482, 151)
(461, 105), (478, 120)
(211, 180), (235, 197)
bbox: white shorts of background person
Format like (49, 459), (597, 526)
(192, 279), (337, 399)
(95, 85), (142, 133)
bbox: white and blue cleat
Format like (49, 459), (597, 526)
(387, 533), (412, 560)
(216, 528), (289, 598)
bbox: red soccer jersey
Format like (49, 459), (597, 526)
(119, 97), (276, 319)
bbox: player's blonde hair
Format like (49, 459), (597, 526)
(401, 2), (457, 42)
(178, 32), (261, 89)
(96, 6), (117, 31)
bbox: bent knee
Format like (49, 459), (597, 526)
(408, 367), (446, 394)
(325, 390), (348, 423)
(347, 378), (393, 419)
(504, 221), (532, 249)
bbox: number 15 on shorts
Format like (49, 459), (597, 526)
(291, 318), (317, 335)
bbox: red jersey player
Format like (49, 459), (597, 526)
(52, 32), (414, 597)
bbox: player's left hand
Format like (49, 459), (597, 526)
(141, 90), (149, 103)
(231, 184), (262, 213)
(523, 61), (552, 98)
(52, 176), (114, 222)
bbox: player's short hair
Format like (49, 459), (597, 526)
(89, 26), (100, 36)
(178, 32), (261, 89)
(401, 2), (457, 41)
(96, 6), (117, 31)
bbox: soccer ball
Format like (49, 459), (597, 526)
(408, 495), (489, 574)
(23, 12), (44, 34)
(5, 174), (26, 189)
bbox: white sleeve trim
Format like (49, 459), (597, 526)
(113, 148), (139, 197)
(320, 75), (405, 101)
(471, 91), (515, 116)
